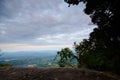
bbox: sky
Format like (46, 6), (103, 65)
(0, 0), (95, 51)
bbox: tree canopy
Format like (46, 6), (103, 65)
(55, 0), (120, 75)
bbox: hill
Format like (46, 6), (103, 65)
(0, 50), (58, 67)
(0, 67), (120, 80)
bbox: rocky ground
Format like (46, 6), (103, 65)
(0, 67), (120, 80)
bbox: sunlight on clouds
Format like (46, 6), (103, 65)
(0, 44), (72, 51)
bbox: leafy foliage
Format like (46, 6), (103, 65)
(0, 63), (13, 67)
(56, 48), (75, 67)
(55, 0), (120, 74)
(55, 39), (89, 68)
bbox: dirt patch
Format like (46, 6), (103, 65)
(0, 67), (120, 80)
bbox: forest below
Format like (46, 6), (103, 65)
(0, 0), (120, 79)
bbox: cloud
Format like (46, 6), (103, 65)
(0, 0), (95, 51)
(0, 26), (6, 35)
(0, 43), (72, 51)
(36, 28), (93, 45)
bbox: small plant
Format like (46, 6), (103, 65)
(0, 63), (13, 67)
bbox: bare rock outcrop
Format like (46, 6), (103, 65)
(0, 67), (120, 80)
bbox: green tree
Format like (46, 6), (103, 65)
(55, 39), (90, 68)
(64, 0), (120, 74)
(56, 48), (74, 67)
(55, 0), (120, 74)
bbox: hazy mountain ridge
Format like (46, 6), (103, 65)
(0, 50), (58, 67)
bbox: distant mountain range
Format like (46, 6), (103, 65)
(0, 50), (59, 67)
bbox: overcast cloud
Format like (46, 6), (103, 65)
(0, 0), (95, 51)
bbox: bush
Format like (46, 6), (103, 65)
(0, 63), (13, 67)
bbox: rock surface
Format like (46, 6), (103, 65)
(0, 67), (120, 80)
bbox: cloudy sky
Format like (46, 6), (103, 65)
(0, 0), (95, 51)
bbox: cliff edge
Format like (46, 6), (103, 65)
(0, 67), (120, 80)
